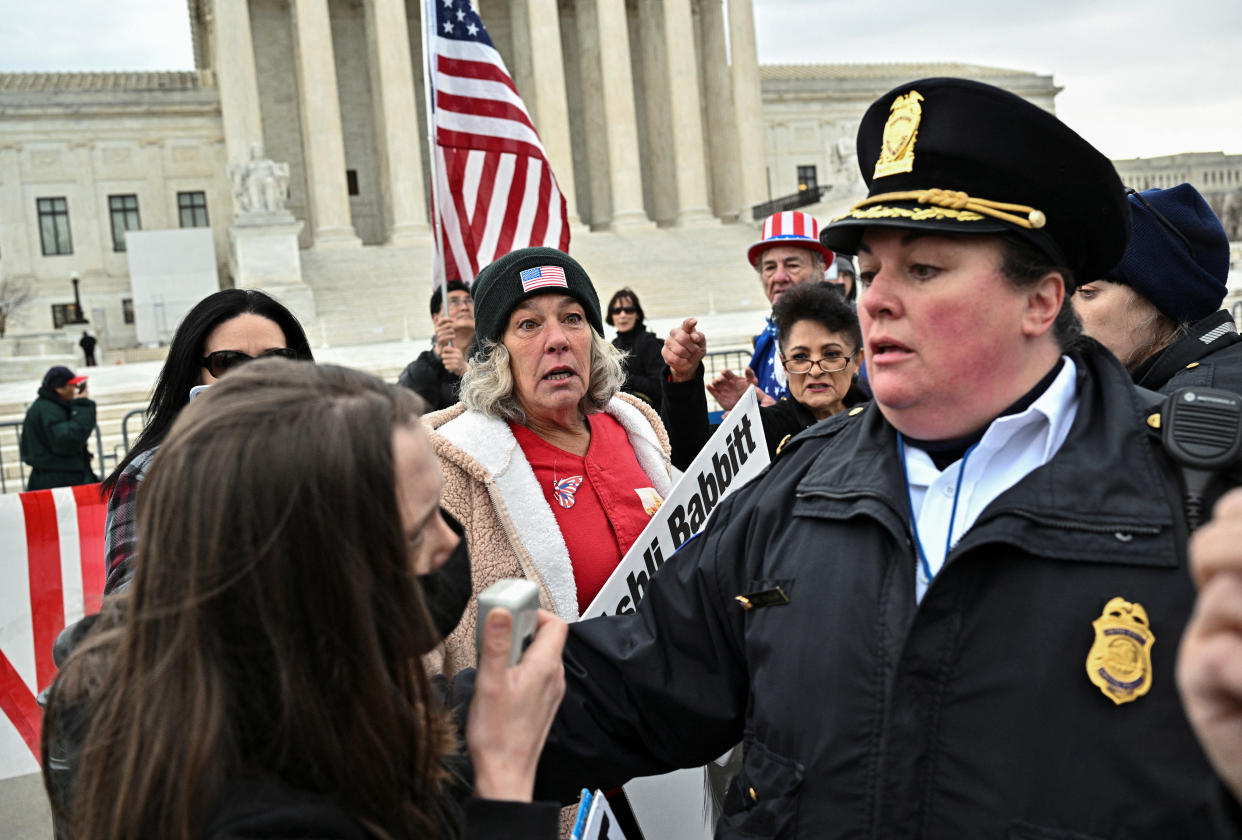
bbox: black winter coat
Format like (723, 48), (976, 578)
(1133, 309), (1242, 396)
(533, 343), (1240, 838)
(398, 349), (463, 412)
(612, 327), (664, 411)
(205, 776), (559, 840)
(20, 390), (97, 490)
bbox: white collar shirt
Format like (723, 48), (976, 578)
(903, 356), (1080, 602)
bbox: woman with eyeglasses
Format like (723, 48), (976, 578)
(662, 281), (865, 469)
(1073, 183), (1240, 394)
(101, 289), (313, 591)
(605, 288), (664, 412)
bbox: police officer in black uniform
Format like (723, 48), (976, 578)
(505, 78), (1241, 838)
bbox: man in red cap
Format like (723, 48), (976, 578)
(664, 210), (835, 409)
(20, 365), (98, 490)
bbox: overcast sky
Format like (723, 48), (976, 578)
(1, 0), (1237, 161)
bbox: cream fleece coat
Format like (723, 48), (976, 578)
(423, 393), (673, 677)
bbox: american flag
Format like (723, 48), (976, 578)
(428, 0), (571, 284)
(519, 265), (568, 292)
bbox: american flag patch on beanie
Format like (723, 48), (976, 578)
(519, 265), (568, 292)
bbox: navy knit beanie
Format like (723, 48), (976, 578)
(1104, 184), (1230, 324)
(469, 247), (603, 360)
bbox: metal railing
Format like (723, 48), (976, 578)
(702, 348), (754, 382)
(0, 420), (110, 494)
(751, 186), (832, 222)
(121, 408), (146, 453)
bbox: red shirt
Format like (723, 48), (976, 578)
(511, 413), (663, 613)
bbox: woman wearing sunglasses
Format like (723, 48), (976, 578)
(1073, 183), (1240, 394)
(101, 289), (313, 590)
(662, 281), (866, 468)
(605, 288), (664, 412)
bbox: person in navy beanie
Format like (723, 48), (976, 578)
(1074, 182), (1241, 393)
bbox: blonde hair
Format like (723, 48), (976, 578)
(460, 332), (624, 423)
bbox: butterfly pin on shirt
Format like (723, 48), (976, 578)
(552, 475), (584, 509)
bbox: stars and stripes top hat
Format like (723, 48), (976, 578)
(747, 210), (835, 267)
(469, 247), (604, 360)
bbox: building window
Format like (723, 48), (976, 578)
(178, 191), (210, 228)
(51, 302), (84, 328)
(122, 298), (135, 325)
(797, 165), (817, 193)
(346, 169), (360, 196)
(37, 197), (73, 256)
(108, 194), (141, 252)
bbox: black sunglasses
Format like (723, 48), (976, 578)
(611, 306), (637, 315)
(201, 348), (299, 378)
(1125, 187), (1194, 257)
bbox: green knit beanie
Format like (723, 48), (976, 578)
(469, 247), (603, 360)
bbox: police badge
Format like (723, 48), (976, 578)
(1085, 597), (1154, 705)
(873, 90), (923, 179)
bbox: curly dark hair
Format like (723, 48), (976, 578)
(772, 282), (862, 353)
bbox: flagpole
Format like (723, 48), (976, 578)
(420, 0), (450, 316)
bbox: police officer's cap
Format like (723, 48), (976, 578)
(821, 77), (1130, 287)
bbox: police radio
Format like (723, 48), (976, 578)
(1157, 387), (1242, 530)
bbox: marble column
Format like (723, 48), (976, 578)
(726, 0), (768, 212)
(635, 0), (672, 223)
(365, 0), (428, 245)
(139, 139), (171, 231)
(660, 0), (715, 226)
(0, 144), (31, 277)
(68, 141), (104, 268)
(593, 0), (653, 229)
(291, 0), (361, 248)
(511, 0), (582, 227)
(210, 0), (265, 185)
(698, 0), (742, 222)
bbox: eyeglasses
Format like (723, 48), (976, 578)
(611, 306), (637, 315)
(446, 296), (473, 312)
(781, 349), (857, 374)
(1125, 187), (1195, 257)
(201, 348), (299, 378)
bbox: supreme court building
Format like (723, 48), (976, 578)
(0, 0), (1067, 356)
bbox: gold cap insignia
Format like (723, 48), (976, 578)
(874, 90), (923, 179)
(1085, 597), (1154, 705)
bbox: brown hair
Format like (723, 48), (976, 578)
(57, 359), (453, 840)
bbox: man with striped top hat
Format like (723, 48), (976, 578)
(663, 210), (837, 413)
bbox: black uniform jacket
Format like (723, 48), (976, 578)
(534, 343), (1239, 839)
(1134, 309), (1242, 396)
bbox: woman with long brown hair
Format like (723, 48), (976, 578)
(43, 359), (567, 839)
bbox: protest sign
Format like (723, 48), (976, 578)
(580, 388), (769, 839)
(585, 387), (767, 618)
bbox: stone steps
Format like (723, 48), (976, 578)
(298, 221), (769, 348)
